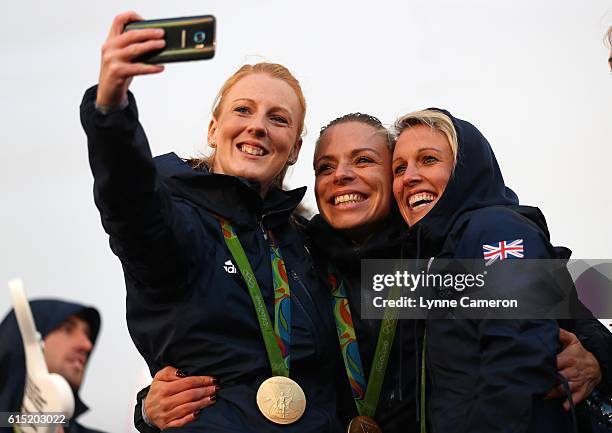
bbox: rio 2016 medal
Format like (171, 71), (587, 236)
(256, 376), (306, 424)
(347, 416), (382, 433)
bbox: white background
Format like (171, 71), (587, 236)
(1, 1), (611, 431)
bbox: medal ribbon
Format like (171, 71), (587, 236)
(329, 265), (399, 418)
(329, 269), (367, 402)
(217, 217), (291, 376)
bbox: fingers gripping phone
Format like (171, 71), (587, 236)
(124, 15), (216, 64)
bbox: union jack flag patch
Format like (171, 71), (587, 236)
(482, 239), (524, 266)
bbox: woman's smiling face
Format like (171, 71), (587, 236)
(314, 121), (393, 241)
(392, 125), (454, 227)
(208, 73), (303, 195)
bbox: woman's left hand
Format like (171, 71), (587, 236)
(546, 328), (602, 410)
(145, 366), (218, 429)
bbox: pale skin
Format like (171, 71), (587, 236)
(96, 11), (165, 108)
(392, 123), (602, 411)
(141, 74), (304, 424)
(43, 316), (92, 390)
(145, 121), (394, 427)
(144, 120), (603, 427)
(98, 11), (305, 428)
(97, 12), (302, 198)
(392, 126), (454, 228)
(96, 13), (218, 425)
(42, 316), (92, 433)
(98, 11), (609, 419)
(144, 366), (218, 429)
(207, 73), (303, 197)
(142, 75), (304, 420)
(94, 10), (610, 432)
(314, 122), (393, 243)
(546, 329), (602, 411)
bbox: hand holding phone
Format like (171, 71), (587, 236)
(96, 13), (217, 108)
(124, 15), (216, 64)
(96, 11), (166, 108)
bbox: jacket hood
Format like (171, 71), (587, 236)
(0, 299), (101, 417)
(407, 108), (519, 256)
(155, 153), (306, 228)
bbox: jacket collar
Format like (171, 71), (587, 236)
(154, 153), (306, 228)
(73, 393), (89, 419)
(306, 210), (404, 271)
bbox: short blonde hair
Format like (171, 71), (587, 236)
(394, 109), (458, 168)
(189, 63), (306, 188)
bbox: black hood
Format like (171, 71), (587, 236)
(0, 299), (101, 418)
(155, 153), (306, 228)
(407, 109), (520, 257)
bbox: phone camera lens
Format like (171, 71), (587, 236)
(193, 31), (206, 44)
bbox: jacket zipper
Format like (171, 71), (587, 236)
(260, 201), (299, 230)
(289, 269), (322, 359)
(257, 217), (268, 240)
(260, 212), (323, 357)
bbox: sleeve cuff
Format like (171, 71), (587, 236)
(95, 99), (129, 115)
(134, 385), (161, 433)
(142, 400), (156, 427)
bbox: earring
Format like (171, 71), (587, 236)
(209, 138), (216, 148)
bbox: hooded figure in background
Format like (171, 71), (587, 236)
(0, 299), (104, 433)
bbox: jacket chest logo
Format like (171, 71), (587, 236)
(224, 259), (237, 274)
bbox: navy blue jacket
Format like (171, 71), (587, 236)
(0, 300), (103, 433)
(80, 86), (342, 433)
(306, 212), (424, 433)
(402, 109), (600, 433)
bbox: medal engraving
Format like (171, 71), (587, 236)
(347, 416), (382, 433)
(256, 376), (306, 424)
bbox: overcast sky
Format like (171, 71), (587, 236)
(1, 1), (611, 431)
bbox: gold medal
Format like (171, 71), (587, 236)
(347, 416), (382, 433)
(256, 376), (306, 424)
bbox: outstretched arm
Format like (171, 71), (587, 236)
(80, 12), (199, 295)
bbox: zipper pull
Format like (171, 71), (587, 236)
(258, 219), (268, 240)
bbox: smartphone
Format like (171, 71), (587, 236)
(124, 15), (216, 64)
